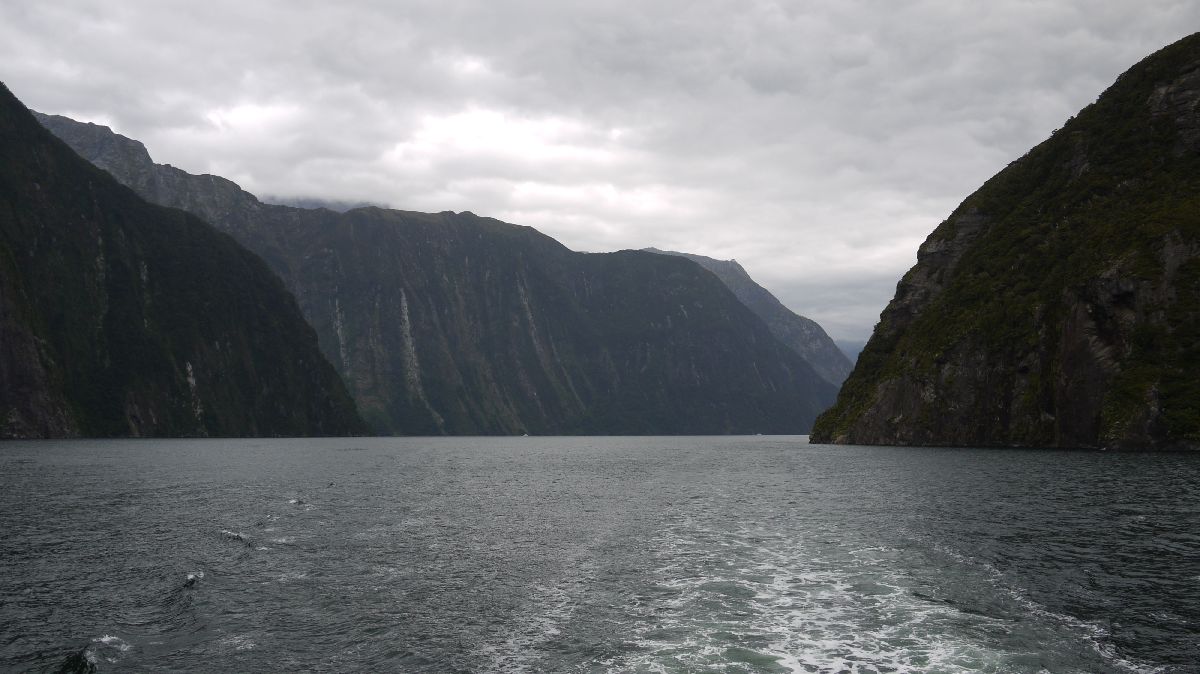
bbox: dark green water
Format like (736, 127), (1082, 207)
(1, 437), (1197, 673)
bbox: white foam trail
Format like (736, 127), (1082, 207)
(930, 542), (1165, 674)
(612, 521), (1055, 673)
(474, 560), (599, 672)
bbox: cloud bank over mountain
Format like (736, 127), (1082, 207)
(4, 0), (1198, 339)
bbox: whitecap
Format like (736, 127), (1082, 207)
(94, 635), (130, 652)
(86, 634), (132, 664)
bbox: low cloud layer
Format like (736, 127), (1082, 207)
(4, 1), (1197, 339)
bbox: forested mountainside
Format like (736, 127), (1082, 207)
(0, 84), (366, 438)
(39, 112), (837, 435)
(812, 33), (1200, 449)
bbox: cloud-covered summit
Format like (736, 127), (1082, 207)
(3, 0), (1197, 339)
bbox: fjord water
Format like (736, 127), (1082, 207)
(1, 438), (1197, 673)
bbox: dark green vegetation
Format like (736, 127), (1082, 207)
(0, 83), (366, 438)
(38, 114), (837, 435)
(812, 33), (1200, 449)
(644, 248), (852, 385)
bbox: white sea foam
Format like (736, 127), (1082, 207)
(186, 571), (204, 582)
(94, 634), (130, 652)
(612, 521), (1049, 673)
(88, 634), (132, 664)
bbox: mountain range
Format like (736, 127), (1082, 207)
(10, 31), (1199, 445)
(36, 111), (839, 435)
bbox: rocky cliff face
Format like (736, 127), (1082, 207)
(38, 114), (837, 434)
(811, 33), (1200, 449)
(0, 83), (366, 438)
(644, 248), (852, 385)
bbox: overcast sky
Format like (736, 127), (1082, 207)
(3, 2), (1197, 340)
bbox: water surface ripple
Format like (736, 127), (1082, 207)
(1, 437), (1197, 672)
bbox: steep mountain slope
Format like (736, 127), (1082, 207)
(812, 33), (1200, 450)
(37, 113), (837, 434)
(0, 83), (366, 438)
(644, 248), (852, 385)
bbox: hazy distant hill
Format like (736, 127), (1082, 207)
(812, 33), (1200, 450)
(0, 84), (366, 438)
(644, 248), (852, 385)
(834, 340), (866, 364)
(38, 112), (838, 435)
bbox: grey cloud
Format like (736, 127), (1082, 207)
(2, 0), (1198, 340)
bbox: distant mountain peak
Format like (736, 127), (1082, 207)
(643, 248), (852, 386)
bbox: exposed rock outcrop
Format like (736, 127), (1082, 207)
(811, 32), (1200, 450)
